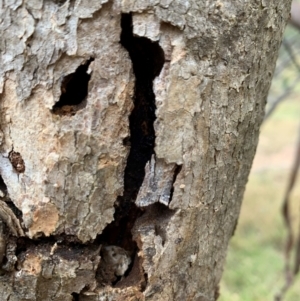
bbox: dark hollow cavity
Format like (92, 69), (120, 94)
(52, 58), (94, 115)
(71, 292), (79, 301)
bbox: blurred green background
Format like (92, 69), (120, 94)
(220, 24), (300, 301)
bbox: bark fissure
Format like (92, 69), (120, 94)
(121, 13), (165, 202)
(52, 58), (94, 116)
(169, 164), (182, 204)
(96, 13), (165, 287)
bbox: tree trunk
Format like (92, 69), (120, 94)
(0, 1), (291, 300)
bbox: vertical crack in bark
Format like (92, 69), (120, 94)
(121, 14), (165, 202)
(97, 13), (165, 288)
(169, 165), (182, 204)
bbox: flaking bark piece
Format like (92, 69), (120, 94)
(135, 156), (177, 207)
(0, 201), (24, 237)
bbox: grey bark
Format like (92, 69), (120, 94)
(0, 0), (291, 300)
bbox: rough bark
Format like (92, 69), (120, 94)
(0, 0), (291, 300)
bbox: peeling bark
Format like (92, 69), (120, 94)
(0, 0), (292, 300)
